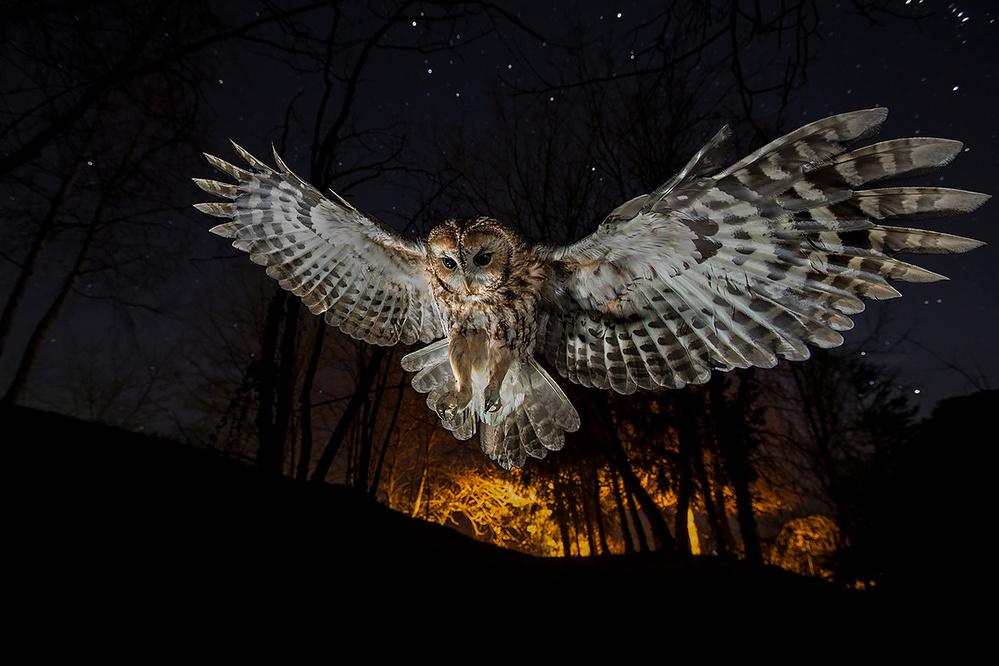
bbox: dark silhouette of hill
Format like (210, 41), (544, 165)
(857, 389), (997, 597)
(8, 401), (920, 634)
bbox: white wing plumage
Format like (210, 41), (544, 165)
(195, 143), (442, 346)
(536, 109), (988, 394)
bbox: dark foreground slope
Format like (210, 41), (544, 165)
(7, 402), (923, 635)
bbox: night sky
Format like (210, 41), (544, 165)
(777, 1), (998, 413)
(200, 1), (999, 417)
(1, 0), (996, 434)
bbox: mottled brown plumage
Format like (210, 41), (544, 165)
(415, 216), (572, 465)
(196, 108), (988, 469)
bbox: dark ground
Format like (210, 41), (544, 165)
(8, 400), (982, 645)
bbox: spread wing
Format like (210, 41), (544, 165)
(195, 143), (443, 346)
(535, 108), (988, 394)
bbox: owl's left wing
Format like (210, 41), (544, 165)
(195, 143), (442, 346)
(534, 109), (988, 394)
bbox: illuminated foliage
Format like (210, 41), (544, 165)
(425, 464), (554, 551)
(769, 515), (840, 579)
(383, 451), (563, 554)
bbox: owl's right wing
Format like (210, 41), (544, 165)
(534, 109), (988, 394)
(195, 143), (443, 346)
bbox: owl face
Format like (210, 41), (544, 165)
(426, 217), (516, 296)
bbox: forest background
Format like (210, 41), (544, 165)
(2, 0), (996, 595)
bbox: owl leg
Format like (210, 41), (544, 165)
(438, 331), (487, 421)
(483, 345), (513, 413)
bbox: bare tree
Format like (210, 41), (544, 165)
(1, 2), (214, 407)
(2, 1), (946, 578)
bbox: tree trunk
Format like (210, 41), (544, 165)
(296, 321), (326, 481)
(591, 464), (611, 555)
(624, 485), (650, 553)
(2, 116), (135, 404)
(369, 365), (405, 497)
(0, 133), (91, 362)
(552, 475), (574, 557)
(711, 372), (763, 565)
(254, 289), (287, 475)
(310, 346), (387, 484)
(596, 396), (675, 554)
(692, 440), (728, 556)
(673, 389), (700, 555)
(610, 472), (635, 554)
(578, 472), (599, 556)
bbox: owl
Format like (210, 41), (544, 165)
(195, 108), (988, 470)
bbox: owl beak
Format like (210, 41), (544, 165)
(462, 275), (472, 293)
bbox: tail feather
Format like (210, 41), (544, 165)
(402, 342), (580, 469)
(480, 358), (580, 470)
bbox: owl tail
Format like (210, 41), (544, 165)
(478, 357), (581, 470)
(401, 341), (580, 470)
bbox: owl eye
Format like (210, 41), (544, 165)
(473, 252), (492, 267)
(441, 257), (457, 270)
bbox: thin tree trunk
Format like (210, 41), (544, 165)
(254, 289), (287, 473)
(596, 396), (675, 553)
(552, 476), (574, 557)
(0, 132), (92, 361)
(256, 297), (300, 475)
(592, 464), (610, 555)
(410, 453), (428, 518)
(2, 114), (139, 404)
(296, 321), (326, 481)
(711, 372), (763, 565)
(577, 472), (598, 556)
(310, 345), (387, 484)
(692, 441), (728, 556)
(2, 214), (97, 405)
(369, 366), (405, 497)
(673, 390), (700, 555)
(624, 485), (649, 553)
(711, 459), (737, 553)
(354, 346), (391, 489)
(611, 471), (635, 554)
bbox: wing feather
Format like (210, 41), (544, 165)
(536, 109), (987, 392)
(195, 143), (443, 346)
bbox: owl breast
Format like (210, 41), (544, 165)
(421, 218), (558, 447)
(435, 284), (536, 357)
(425, 217), (549, 360)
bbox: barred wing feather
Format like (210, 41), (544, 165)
(194, 143), (442, 346)
(536, 109), (988, 395)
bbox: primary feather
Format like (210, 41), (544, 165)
(196, 142), (442, 347)
(535, 109), (987, 396)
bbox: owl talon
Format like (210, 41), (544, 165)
(483, 385), (502, 413)
(437, 389), (471, 422)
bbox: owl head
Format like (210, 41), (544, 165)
(426, 216), (520, 295)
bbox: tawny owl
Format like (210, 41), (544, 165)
(195, 108), (988, 470)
